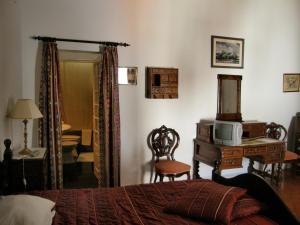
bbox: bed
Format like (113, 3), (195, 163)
(0, 139), (299, 225)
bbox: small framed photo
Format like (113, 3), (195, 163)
(283, 73), (300, 92)
(211, 35), (244, 69)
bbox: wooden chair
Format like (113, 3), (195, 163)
(265, 122), (299, 181)
(147, 125), (191, 183)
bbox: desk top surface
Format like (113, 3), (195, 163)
(195, 137), (284, 147)
(240, 138), (283, 146)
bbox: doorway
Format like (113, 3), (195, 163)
(59, 50), (100, 188)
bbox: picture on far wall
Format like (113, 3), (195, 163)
(283, 73), (300, 92)
(211, 35), (244, 69)
(118, 67), (138, 85)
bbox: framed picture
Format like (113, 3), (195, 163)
(283, 73), (300, 92)
(118, 67), (138, 85)
(211, 35), (244, 68)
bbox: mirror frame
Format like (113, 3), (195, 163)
(216, 74), (242, 121)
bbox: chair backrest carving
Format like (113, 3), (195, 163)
(266, 122), (287, 141)
(147, 125), (180, 162)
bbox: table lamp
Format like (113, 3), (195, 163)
(9, 99), (43, 155)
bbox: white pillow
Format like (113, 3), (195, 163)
(0, 194), (56, 225)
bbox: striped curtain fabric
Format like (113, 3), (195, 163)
(38, 41), (63, 189)
(97, 46), (121, 187)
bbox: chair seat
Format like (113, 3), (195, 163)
(155, 160), (191, 175)
(284, 150), (299, 162)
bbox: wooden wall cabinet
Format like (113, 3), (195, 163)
(146, 67), (178, 99)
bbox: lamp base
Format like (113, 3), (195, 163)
(19, 148), (32, 155)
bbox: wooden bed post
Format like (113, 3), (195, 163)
(0, 139), (13, 195)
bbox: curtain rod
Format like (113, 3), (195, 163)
(31, 36), (130, 47)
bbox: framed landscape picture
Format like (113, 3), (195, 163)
(283, 73), (300, 92)
(211, 35), (244, 68)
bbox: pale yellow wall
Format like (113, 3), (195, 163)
(60, 61), (94, 130)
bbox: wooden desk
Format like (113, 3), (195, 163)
(193, 138), (285, 179)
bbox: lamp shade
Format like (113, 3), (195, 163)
(9, 99), (43, 119)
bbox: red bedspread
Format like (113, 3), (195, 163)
(31, 180), (277, 225)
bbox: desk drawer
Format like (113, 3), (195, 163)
(244, 146), (267, 156)
(267, 143), (284, 153)
(221, 158), (243, 169)
(263, 153), (282, 163)
(222, 147), (243, 158)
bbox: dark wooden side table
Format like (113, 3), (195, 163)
(11, 148), (48, 192)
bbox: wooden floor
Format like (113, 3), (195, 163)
(63, 162), (98, 189)
(270, 170), (300, 220)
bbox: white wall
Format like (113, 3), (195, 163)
(0, 0), (23, 158)
(11, 0), (300, 184)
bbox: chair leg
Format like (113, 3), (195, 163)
(271, 163), (275, 181)
(262, 164), (268, 177)
(154, 173), (158, 183)
(150, 157), (155, 183)
(276, 162), (282, 185)
(159, 174), (164, 182)
(187, 172), (191, 180)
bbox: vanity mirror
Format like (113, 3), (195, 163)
(216, 74), (242, 121)
(118, 67), (138, 85)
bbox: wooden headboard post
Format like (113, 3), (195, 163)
(0, 139), (13, 195)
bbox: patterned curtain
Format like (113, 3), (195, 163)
(98, 46), (121, 187)
(38, 41), (63, 189)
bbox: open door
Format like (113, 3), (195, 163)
(59, 50), (101, 187)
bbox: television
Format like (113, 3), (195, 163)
(213, 120), (243, 146)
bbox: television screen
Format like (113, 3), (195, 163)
(215, 123), (233, 140)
